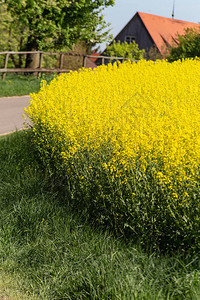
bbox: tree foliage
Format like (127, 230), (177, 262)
(167, 27), (200, 62)
(0, 0), (115, 68)
(0, 4), (28, 68)
(104, 40), (145, 60)
(0, 0), (115, 50)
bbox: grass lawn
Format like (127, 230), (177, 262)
(0, 74), (55, 97)
(0, 130), (199, 299)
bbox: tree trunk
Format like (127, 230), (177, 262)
(25, 38), (40, 75)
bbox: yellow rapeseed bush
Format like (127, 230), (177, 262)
(26, 58), (200, 193)
(25, 59), (200, 253)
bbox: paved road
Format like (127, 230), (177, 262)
(0, 95), (30, 135)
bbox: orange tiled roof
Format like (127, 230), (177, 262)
(90, 52), (100, 63)
(138, 12), (200, 55)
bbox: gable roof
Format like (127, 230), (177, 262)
(137, 12), (200, 55)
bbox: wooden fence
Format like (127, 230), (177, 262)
(0, 51), (137, 80)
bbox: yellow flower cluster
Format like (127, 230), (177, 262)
(26, 58), (200, 190)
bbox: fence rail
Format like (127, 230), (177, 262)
(0, 51), (137, 80)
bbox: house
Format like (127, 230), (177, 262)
(105, 12), (200, 58)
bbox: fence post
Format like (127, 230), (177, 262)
(59, 53), (64, 73)
(102, 57), (105, 65)
(83, 55), (87, 68)
(38, 52), (43, 77)
(2, 53), (9, 80)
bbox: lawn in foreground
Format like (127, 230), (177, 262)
(0, 131), (199, 299)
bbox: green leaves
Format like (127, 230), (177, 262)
(167, 27), (200, 62)
(105, 40), (145, 60)
(0, 0), (115, 52)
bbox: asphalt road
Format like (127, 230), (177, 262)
(0, 95), (30, 136)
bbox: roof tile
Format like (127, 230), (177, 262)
(138, 12), (200, 55)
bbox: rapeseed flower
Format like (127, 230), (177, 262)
(26, 58), (200, 195)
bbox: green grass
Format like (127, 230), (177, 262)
(0, 130), (199, 299)
(0, 271), (38, 299)
(0, 74), (55, 97)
